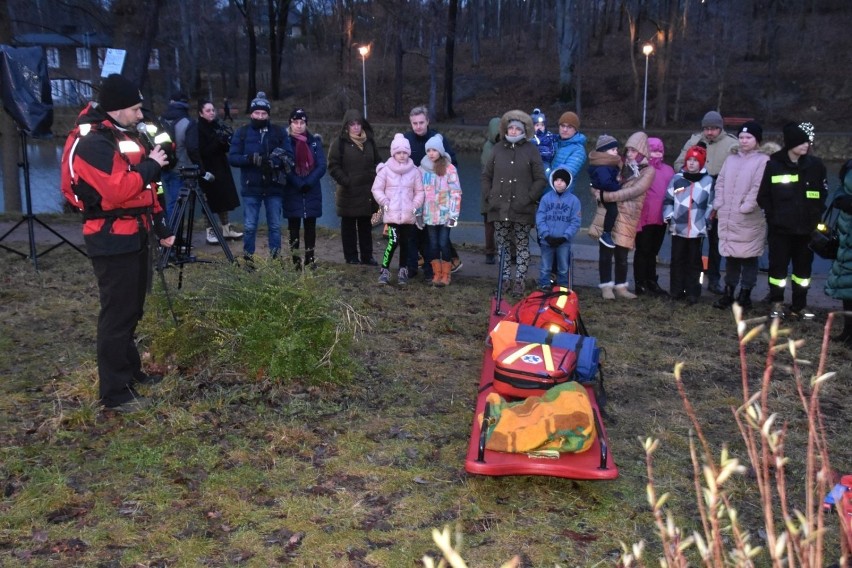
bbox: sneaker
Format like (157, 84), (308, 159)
(206, 227), (219, 245)
(485, 254), (496, 265)
(106, 397), (152, 413)
(378, 268), (391, 285)
(398, 267), (409, 286)
(222, 223), (243, 239)
(451, 257), (463, 273)
(599, 232), (615, 249)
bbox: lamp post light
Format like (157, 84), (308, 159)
(358, 44), (370, 119)
(642, 43), (654, 130)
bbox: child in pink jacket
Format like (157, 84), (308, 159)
(371, 133), (425, 286)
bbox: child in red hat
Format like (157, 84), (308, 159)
(663, 144), (715, 303)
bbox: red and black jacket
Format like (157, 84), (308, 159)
(68, 104), (170, 256)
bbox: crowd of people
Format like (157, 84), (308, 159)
(59, 74), (852, 410)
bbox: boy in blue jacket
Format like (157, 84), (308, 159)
(536, 167), (582, 289)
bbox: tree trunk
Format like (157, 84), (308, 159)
(443, 0), (458, 118)
(0, 2), (21, 213)
(110, 0), (163, 90)
(234, 0), (258, 112)
(394, 34), (404, 117)
(268, 0), (291, 100)
(555, 0), (578, 102)
(470, 0), (480, 66)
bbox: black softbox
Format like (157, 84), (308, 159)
(0, 45), (53, 137)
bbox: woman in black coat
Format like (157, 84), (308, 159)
(327, 109), (381, 265)
(189, 99), (242, 244)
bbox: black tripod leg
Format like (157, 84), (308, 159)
(193, 187), (234, 263)
(158, 190), (192, 271)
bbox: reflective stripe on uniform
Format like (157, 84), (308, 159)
(791, 274), (810, 287)
(771, 174), (799, 184)
(768, 276), (787, 287)
(806, 191), (820, 199)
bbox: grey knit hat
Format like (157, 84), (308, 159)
(425, 134), (451, 160)
(595, 134), (619, 152)
(701, 111), (724, 129)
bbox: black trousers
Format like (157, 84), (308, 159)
(767, 230), (813, 309)
(91, 245), (149, 407)
(340, 216), (373, 263)
(633, 224), (666, 283)
(670, 236), (703, 299)
(705, 217), (721, 286)
(598, 244), (629, 285)
(288, 216), (317, 264)
(724, 256), (759, 289)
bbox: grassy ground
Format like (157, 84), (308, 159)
(1, 245), (851, 567)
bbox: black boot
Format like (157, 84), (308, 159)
(735, 288), (753, 310)
(635, 280), (647, 295)
(645, 278), (669, 297)
(713, 285), (736, 309)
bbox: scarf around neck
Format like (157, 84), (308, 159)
(349, 130), (367, 150)
(291, 132), (315, 176)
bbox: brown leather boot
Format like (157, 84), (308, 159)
(430, 260), (443, 286)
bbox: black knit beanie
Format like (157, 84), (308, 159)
(783, 122), (813, 149)
(99, 74), (143, 112)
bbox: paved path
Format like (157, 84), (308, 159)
(0, 216), (839, 310)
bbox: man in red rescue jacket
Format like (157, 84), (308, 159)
(65, 74), (174, 411)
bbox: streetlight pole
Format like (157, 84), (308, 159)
(358, 45), (370, 119)
(642, 43), (654, 130)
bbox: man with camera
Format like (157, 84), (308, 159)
(62, 74), (174, 412)
(227, 91), (294, 261)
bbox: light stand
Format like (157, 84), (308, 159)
(0, 129), (87, 270)
(358, 45), (370, 119)
(642, 43), (654, 130)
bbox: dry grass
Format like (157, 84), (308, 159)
(1, 244), (851, 566)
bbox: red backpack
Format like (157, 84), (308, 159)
(503, 286), (580, 334)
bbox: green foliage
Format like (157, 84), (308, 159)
(142, 260), (368, 385)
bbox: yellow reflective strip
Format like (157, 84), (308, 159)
(771, 174), (799, 184)
(768, 276), (787, 287)
(555, 294), (567, 310)
(541, 344), (554, 372)
(806, 191), (820, 199)
(501, 343), (538, 365)
(153, 133), (172, 144)
(791, 275), (810, 287)
(118, 140), (142, 154)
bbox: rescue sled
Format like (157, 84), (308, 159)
(464, 252), (618, 480)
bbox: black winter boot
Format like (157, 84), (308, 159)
(645, 278), (669, 297)
(713, 285), (736, 310)
(735, 288), (753, 310)
(635, 281), (647, 295)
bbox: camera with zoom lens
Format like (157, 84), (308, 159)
(269, 147), (295, 175)
(179, 165), (202, 179)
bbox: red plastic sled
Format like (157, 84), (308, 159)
(464, 297), (619, 480)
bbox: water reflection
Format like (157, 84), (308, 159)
(0, 145), (600, 234)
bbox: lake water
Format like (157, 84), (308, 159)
(0, 144), (600, 231)
(0, 142), (838, 273)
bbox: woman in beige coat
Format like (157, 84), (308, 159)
(588, 131), (655, 299)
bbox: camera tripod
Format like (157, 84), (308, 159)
(157, 170), (235, 288)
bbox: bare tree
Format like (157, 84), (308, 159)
(554, 0), (579, 101)
(110, 0), (163, 89)
(267, 0), (292, 100)
(233, 0), (259, 113)
(443, 0), (458, 118)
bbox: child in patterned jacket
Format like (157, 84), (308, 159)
(663, 144), (715, 303)
(419, 134), (462, 286)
